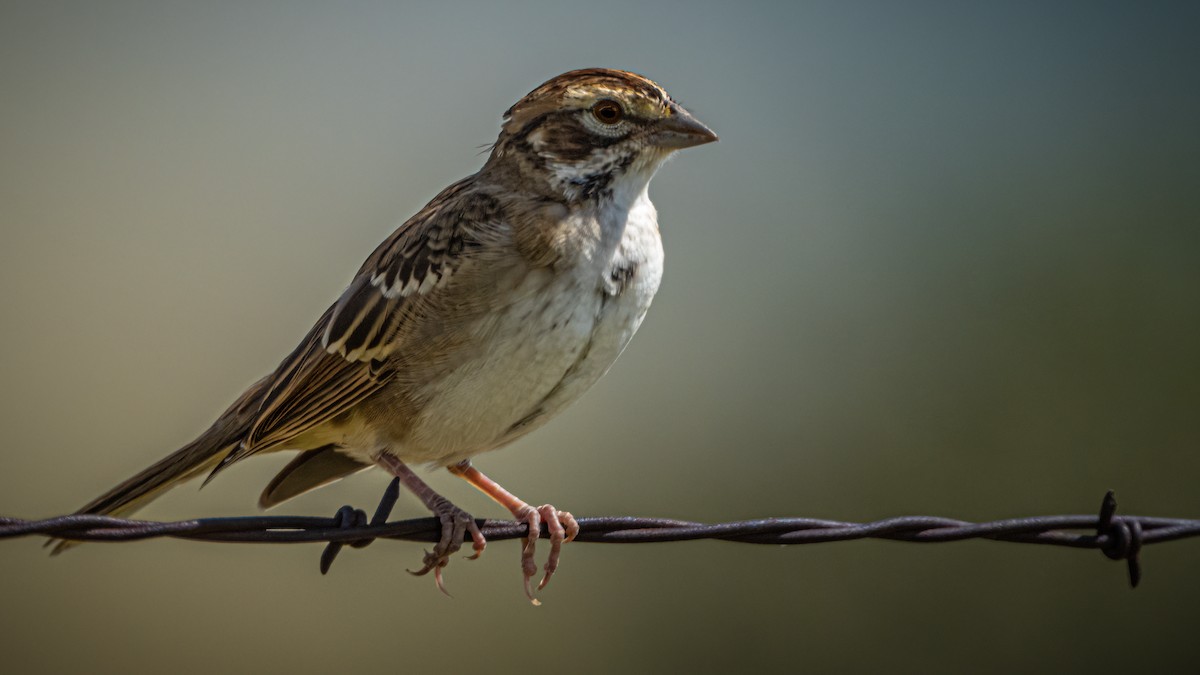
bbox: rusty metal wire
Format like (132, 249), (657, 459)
(4, 485), (1197, 588)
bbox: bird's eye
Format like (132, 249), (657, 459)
(591, 100), (624, 125)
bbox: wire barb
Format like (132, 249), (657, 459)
(319, 477), (402, 574)
(1094, 490), (1143, 587)
(4, 491), (1197, 589)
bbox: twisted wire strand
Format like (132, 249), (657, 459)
(4, 488), (1196, 588)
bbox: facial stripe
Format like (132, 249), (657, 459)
(492, 68), (677, 203)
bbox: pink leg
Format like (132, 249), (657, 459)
(448, 460), (578, 605)
(376, 452), (486, 595)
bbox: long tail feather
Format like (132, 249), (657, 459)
(49, 375), (272, 554)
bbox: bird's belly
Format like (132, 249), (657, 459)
(393, 262), (658, 465)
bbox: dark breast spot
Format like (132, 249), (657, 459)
(605, 261), (638, 297)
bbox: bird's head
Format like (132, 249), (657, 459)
(486, 68), (717, 203)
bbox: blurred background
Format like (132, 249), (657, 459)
(1, 1), (1197, 673)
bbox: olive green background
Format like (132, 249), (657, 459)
(1, 2), (1197, 673)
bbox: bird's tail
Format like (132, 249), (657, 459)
(49, 376), (271, 554)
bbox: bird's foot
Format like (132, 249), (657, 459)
(407, 495), (487, 595)
(376, 452), (487, 595)
(513, 503), (579, 605)
(447, 460), (579, 604)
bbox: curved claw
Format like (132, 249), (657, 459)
(405, 556), (452, 597)
(406, 500), (485, 596)
(406, 549), (441, 577)
(561, 511), (579, 543)
(433, 564), (451, 596)
(464, 521), (487, 561)
(516, 505), (542, 604)
(536, 506), (577, 592)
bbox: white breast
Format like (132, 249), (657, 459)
(398, 186), (664, 465)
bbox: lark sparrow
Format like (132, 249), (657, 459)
(55, 68), (717, 602)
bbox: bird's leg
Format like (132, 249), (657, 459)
(376, 452), (485, 595)
(448, 460), (578, 604)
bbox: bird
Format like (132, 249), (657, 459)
(52, 68), (717, 603)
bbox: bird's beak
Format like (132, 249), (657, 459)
(651, 103), (719, 149)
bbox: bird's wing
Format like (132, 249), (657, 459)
(258, 445), (372, 509)
(208, 177), (495, 476)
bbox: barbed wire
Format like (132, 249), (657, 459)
(4, 485), (1197, 588)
